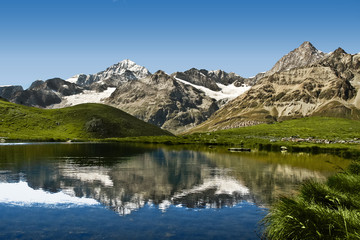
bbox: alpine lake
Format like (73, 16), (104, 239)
(0, 142), (350, 239)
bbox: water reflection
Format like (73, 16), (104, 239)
(0, 143), (349, 216)
(0, 181), (99, 206)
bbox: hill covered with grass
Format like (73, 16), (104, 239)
(0, 99), (172, 141)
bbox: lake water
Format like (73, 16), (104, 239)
(0, 143), (350, 239)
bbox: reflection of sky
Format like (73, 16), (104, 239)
(0, 181), (99, 207)
(0, 174), (249, 214)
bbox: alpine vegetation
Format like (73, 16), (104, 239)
(262, 162), (360, 240)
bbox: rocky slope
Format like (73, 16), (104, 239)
(171, 68), (250, 91)
(106, 70), (219, 133)
(0, 85), (23, 100)
(189, 43), (360, 132)
(171, 68), (252, 107)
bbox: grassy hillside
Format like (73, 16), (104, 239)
(0, 99), (171, 141)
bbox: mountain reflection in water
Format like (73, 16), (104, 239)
(0, 143), (349, 216)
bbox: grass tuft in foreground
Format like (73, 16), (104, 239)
(262, 162), (360, 239)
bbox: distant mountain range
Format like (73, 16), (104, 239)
(0, 60), (251, 133)
(1, 41), (359, 133)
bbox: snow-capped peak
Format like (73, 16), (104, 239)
(105, 59), (151, 77)
(65, 59), (151, 87)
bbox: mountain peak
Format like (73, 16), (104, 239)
(298, 41), (316, 50)
(120, 59), (135, 64)
(112, 59), (141, 70)
(333, 47), (347, 55)
(265, 41), (325, 75)
(153, 70), (168, 76)
(116, 59), (137, 67)
(68, 59), (151, 87)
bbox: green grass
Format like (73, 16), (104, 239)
(262, 162), (360, 239)
(108, 117), (360, 158)
(0, 99), (171, 141)
(190, 117), (360, 140)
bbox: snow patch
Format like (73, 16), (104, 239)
(50, 87), (116, 108)
(66, 75), (81, 84)
(175, 78), (250, 101)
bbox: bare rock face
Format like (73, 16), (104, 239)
(0, 85), (23, 100)
(10, 78), (83, 108)
(29, 78), (83, 96)
(106, 71), (219, 133)
(190, 44), (360, 132)
(10, 89), (62, 108)
(68, 59), (151, 90)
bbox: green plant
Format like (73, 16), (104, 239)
(262, 163), (360, 239)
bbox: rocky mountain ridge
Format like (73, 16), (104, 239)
(0, 85), (23, 100)
(106, 70), (219, 133)
(171, 68), (250, 91)
(190, 43), (360, 132)
(248, 41), (327, 83)
(9, 78), (84, 108)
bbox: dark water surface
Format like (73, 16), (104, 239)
(0, 143), (350, 239)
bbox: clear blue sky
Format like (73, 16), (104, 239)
(1, 0), (359, 87)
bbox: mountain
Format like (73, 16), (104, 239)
(267, 41), (327, 75)
(248, 41), (327, 83)
(106, 70), (219, 133)
(189, 42), (360, 132)
(1, 59), (251, 133)
(0, 85), (23, 100)
(60, 64), (250, 133)
(67, 59), (151, 90)
(9, 78), (83, 108)
(0, 99), (171, 140)
(45, 60), (149, 109)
